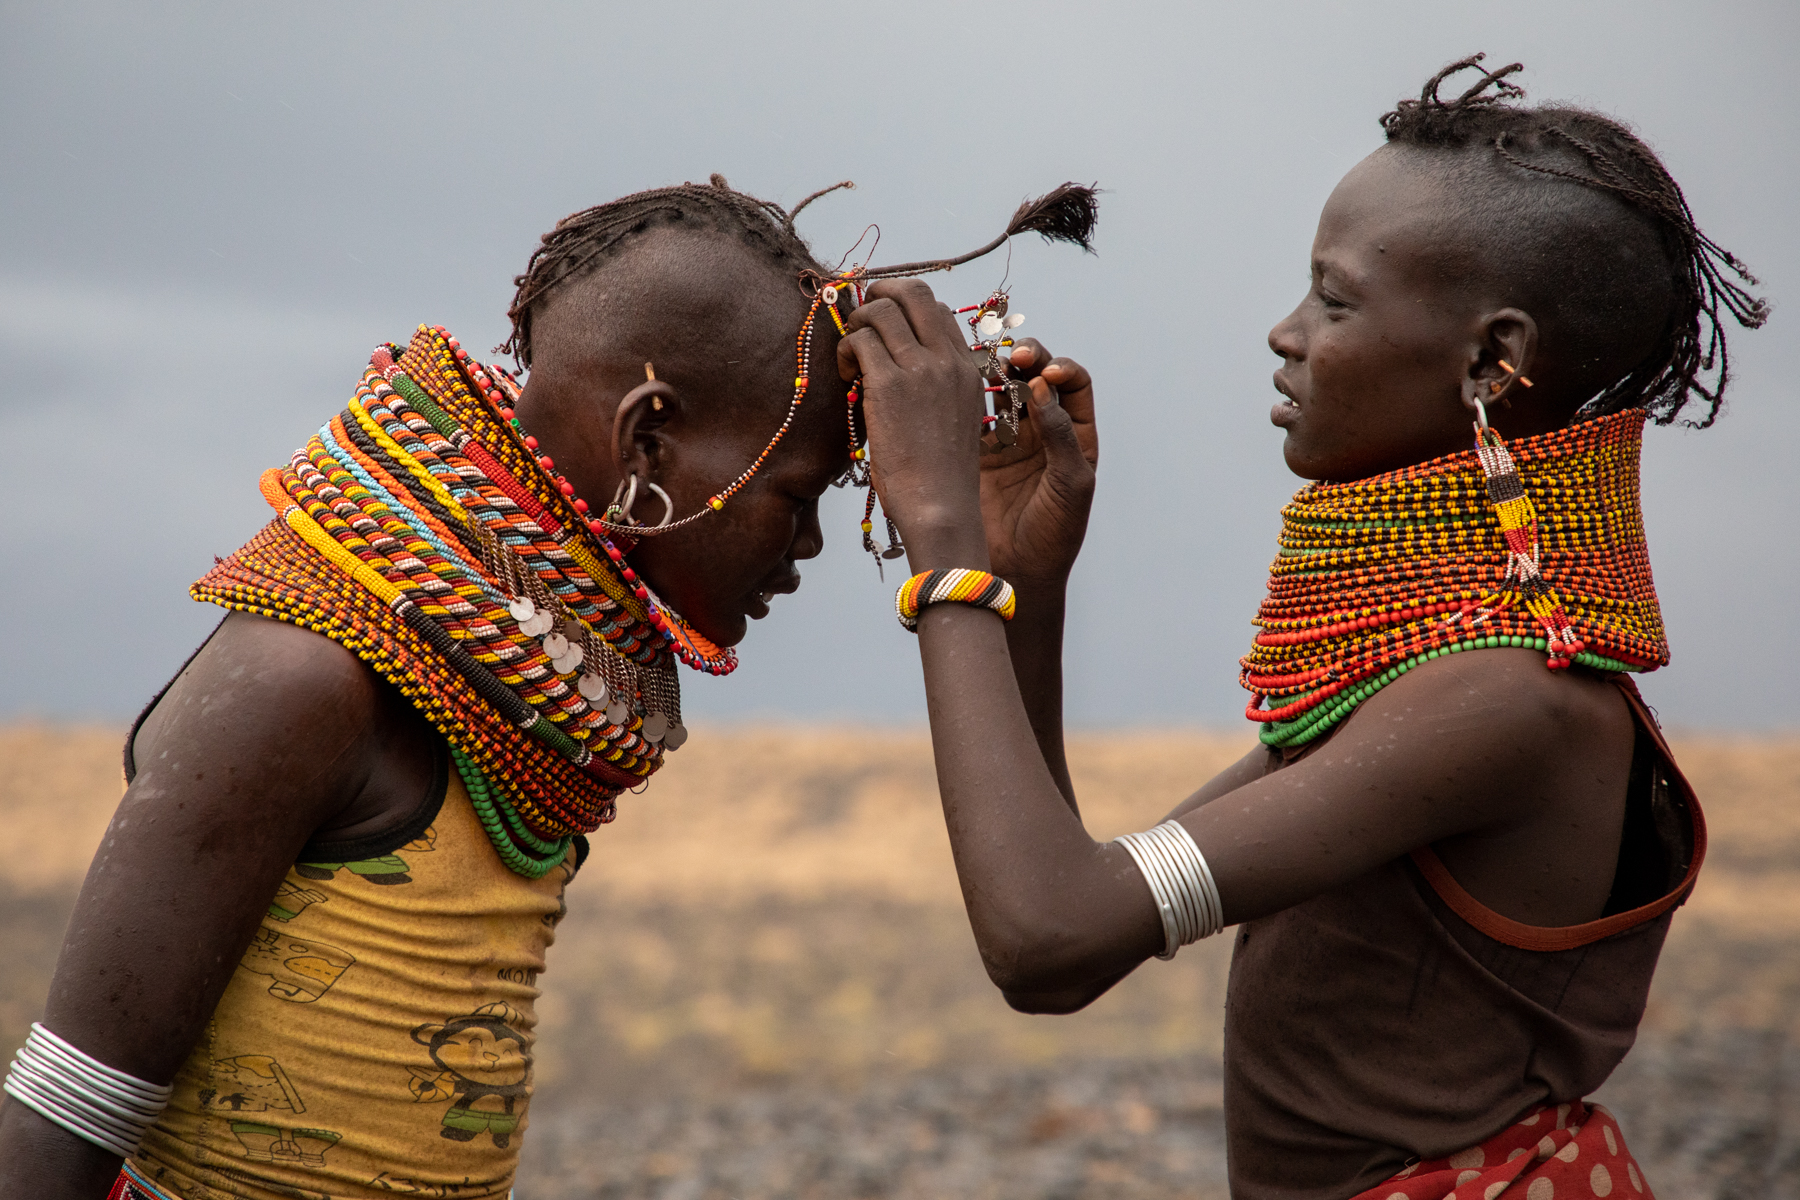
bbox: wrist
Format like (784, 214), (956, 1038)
(901, 520), (991, 575)
(1005, 572), (1071, 605)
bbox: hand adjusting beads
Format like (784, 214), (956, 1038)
(193, 326), (719, 876)
(1240, 408), (1668, 749)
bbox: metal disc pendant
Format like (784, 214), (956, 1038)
(881, 546), (906, 560)
(663, 722), (689, 750)
(542, 633), (570, 659)
(641, 713), (669, 742)
(995, 421), (1017, 447)
(508, 597), (536, 623)
(605, 699), (630, 726)
(970, 347), (1000, 379)
(551, 647), (583, 675)
(578, 674), (609, 704)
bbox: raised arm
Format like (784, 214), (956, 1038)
(0, 613), (429, 1199)
(839, 279), (1634, 1011)
(971, 338), (1097, 808)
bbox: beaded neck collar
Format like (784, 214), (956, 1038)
(192, 326), (728, 876)
(391, 326), (735, 677)
(1241, 409), (1667, 749)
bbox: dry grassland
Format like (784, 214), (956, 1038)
(2, 724), (1796, 1197)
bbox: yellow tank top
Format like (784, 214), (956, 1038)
(128, 758), (579, 1200)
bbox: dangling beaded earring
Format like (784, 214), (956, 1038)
(1460, 371), (1586, 670)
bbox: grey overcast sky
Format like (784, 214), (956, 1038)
(2, 1), (1794, 730)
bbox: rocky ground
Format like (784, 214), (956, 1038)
(4, 725), (1797, 1198)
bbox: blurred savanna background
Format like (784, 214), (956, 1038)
(3, 1), (1797, 1197)
(4, 726), (1797, 1196)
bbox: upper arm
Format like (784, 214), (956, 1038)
(1163, 741), (1280, 821)
(44, 613), (386, 1083)
(1177, 650), (1627, 926)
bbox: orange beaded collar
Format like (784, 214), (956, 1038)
(1241, 408), (1667, 748)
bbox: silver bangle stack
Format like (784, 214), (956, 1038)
(1114, 820), (1224, 960)
(3, 1022), (171, 1159)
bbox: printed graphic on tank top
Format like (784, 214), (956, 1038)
(118, 726), (585, 1200)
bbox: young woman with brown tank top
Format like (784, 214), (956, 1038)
(837, 57), (1765, 1199)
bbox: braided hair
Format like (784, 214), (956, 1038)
(502, 174), (830, 370)
(1381, 55), (1767, 427)
(504, 175), (1100, 372)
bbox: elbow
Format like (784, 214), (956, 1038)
(972, 906), (1103, 998)
(1001, 984), (1105, 1015)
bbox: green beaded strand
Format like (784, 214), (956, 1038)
(449, 744), (572, 878)
(1259, 638), (1643, 749)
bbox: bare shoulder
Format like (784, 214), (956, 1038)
(1186, 648), (1639, 924)
(1349, 647), (1631, 758)
(132, 611), (391, 794)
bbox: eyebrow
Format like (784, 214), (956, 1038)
(1312, 255), (1366, 294)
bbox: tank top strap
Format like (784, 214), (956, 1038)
(1409, 675), (1706, 952)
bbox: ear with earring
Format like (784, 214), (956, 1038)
(1491, 359), (1533, 397)
(604, 362), (676, 531)
(1465, 358), (1535, 432)
(604, 473), (675, 530)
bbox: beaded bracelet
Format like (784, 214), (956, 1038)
(895, 569), (1017, 632)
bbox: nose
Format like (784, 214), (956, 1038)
(1268, 304), (1305, 363)
(789, 497), (824, 562)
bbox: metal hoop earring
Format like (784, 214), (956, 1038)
(644, 483), (675, 530)
(606, 473), (642, 526)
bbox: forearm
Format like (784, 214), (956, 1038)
(906, 529), (1161, 991)
(0, 1102), (122, 1197)
(1003, 579), (1075, 810)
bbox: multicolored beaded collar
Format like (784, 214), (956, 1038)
(194, 326), (726, 875)
(1241, 408), (1668, 749)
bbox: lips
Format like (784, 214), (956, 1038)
(747, 572), (800, 621)
(1271, 373), (1302, 429)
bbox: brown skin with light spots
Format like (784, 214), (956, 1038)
(0, 224), (851, 1194)
(838, 144), (1634, 1016)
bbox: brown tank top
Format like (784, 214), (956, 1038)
(1222, 679), (1705, 1200)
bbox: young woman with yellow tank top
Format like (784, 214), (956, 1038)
(0, 178), (1100, 1200)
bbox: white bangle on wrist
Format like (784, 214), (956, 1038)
(3, 1023), (172, 1159)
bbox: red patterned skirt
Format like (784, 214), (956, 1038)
(1349, 1101), (1653, 1199)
